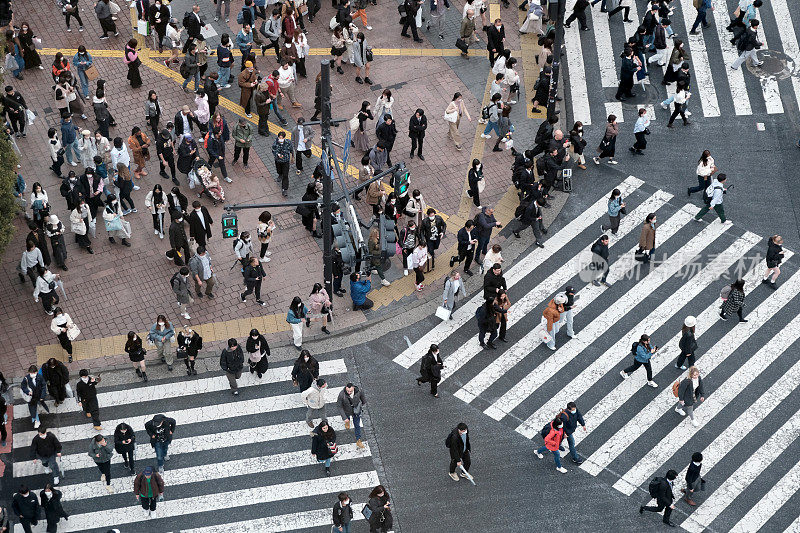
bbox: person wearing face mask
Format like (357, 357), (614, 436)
(89, 434), (115, 492)
(176, 325), (203, 376)
(332, 492), (354, 533)
(535, 416), (568, 473)
(33, 266), (59, 316)
(156, 129), (178, 185)
(125, 331), (148, 382)
(292, 349), (319, 391)
(30, 426), (63, 486)
(375, 115), (397, 166)
(76, 369), (103, 430)
(167, 210), (192, 266)
(234, 231), (254, 269)
(187, 200), (213, 247)
(49, 308), (77, 363)
(69, 197), (93, 254)
(486, 18), (505, 65)
(41, 358), (69, 407)
(246, 328), (270, 378)
(408, 109), (427, 160)
(40, 482), (68, 531)
(420, 208), (446, 272)
(272, 131), (293, 197)
(446, 422), (471, 481)
(149, 0), (170, 52)
(558, 401), (587, 465)
(145, 414), (177, 476)
(241, 256), (267, 306)
(148, 315), (176, 370)
(416, 344), (444, 397)
(637, 212), (657, 263)
(102, 194), (132, 247)
(113, 422), (136, 475)
(44, 215), (68, 271)
(220, 338), (245, 395)
(171, 266), (193, 320)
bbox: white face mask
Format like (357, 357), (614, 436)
(29, 373), (36, 379)
(251, 335), (258, 340)
(158, 322), (165, 326)
(342, 499), (350, 506)
(81, 376), (89, 383)
(44, 491), (52, 497)
(476, 164), (482, 170)
(304, 356), (309, 362)
(428, 216), (435, 221)
(569, 409), (576, 414)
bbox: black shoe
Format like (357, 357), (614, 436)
(464, 269), (474, 276)
(492, 147), (503, 152)
(356, 76), (364, 84)
(364, 77), (373, 85)
(719, 313), (727, 321)
(196, 292), (204, 298)
(321, 326), (331, 334)
(108, 237), (116, 244)
(739, 318), (748, 323)
(535, 241), (545, 248)
(409, 151), (414, 159)
(135, 368), (142, 377)
(499, 337), (508, 343)
(325, 467), (331, 477)
(167, 364), (173, 371)
(541, 228), (548, 234)
(664, 522), (677, 528)
(450, 256), (456, 267)
(513, 231), (521, 238)
(486, 342), (497, 349)
(414, 38), (424, 42)
(639, 506), (645, 514)
(571, 457), (584, 465)
(418, 154), (425, 160)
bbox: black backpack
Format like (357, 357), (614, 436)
(179, 61), (190, 79)
(445, 431), (452, 448)
(182, 11), (193, 28)
(648, 477), (663, 498)
(540, 422), (551, 440)
(170, 271), (182, 291)
(515, 200), (531, 219)
(630, 342), (639, 355)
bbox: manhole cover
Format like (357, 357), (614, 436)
(748, 49), (795, 80)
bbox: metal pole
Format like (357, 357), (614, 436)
(320, 60), (334, 299)
(547, 0), (566, 122)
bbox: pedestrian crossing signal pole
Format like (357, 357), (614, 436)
(547, 0), (566, 122)
(320, 60), (334, 299)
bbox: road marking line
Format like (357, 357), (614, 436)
(564, 20), (592, 124)
(709, 0), (752, 115)
(180, 507), (367, 533)
(771, 0), (800, 114)
(677, 0), (721, 117)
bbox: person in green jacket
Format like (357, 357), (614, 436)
(88, 434), (115, 492)
(231, 117), (253, 169)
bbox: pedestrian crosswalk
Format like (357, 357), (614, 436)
(11, 357), (381, 532)
(396, 177), (800, 532)
(563, 0), (800, 124)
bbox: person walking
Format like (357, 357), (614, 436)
(637, 213), (658, 263)
(620, 334), (660, 387)
(615, 48), (639, 101)
(730, 19), (763, 70)
(308, 282), (333, 334)
(123, 39), (143, 88)
(682, 452), (704, 506)
(187, 245), (215, 299)
(564, 0), (590, 29)
(311, 419), (337, 476)
(145, 414), (176, 474)
(366, 485), (393, 533)
(144, 91), (162, 140)
(688, 150), (716, 196)
(417, 344), (444, 397)
(693, 173), (728, 223)
(148, 315), (175, 370)
(675, 316), (697, 370)
(220, 338), (245, 395)
(134, 466), (165, 518)
(400, 0), (424, 42)
(245, 329), (270, 378)
(291, 117), (313, 174)
(333, 493), (354, 533)
(376, 115), (398, 166)
(666, 83), (691, 127)
(33, 266), (59, 316)
(238, 61), (258, 117)
(444, 93), (471, 151)
(446, 422), (472, 481)
(535, 416), (568, 473)
(187, 200), (212, 247)
(113, 422), (136, 475)
(674, 366), (705, 427)
(144, 184), (167, 240)
(272, 131), (293, 197)
(50, 308), (77, 362)
(302, 378), (328, 428)
(512, 197), (547, 248)
(292, 349), (319, 392)
(94, 0), (119, 39)
(540, 294), (566, 350)
(170, 267), (193, 320)
(558, 402), (587, 465)
(12, 485), (40, 533)
(690, 0), (712, 33)
(441, 270), (467, 319)
(720, 278), (747, 322)
(287, 297), (310, 349)
(149, 0), (170, 51)
(630, 108), (650, 155)
(640, 469), (678, 527)
(76, 369), (103, 429)
(763, 235), (784, 289)
(41, 358), (69, 407)
(62, 0), (85, 32)
(88, 434), (114, 492)
(475, 298), (498, 350)
(40, 483), (68, 532)
(451, 220), (477, 276)
(408, 109), (427, 160)
(241, 256), (267, 307)
(231, 117), (253, 169)
(337, 383), (367, 448)
(31, 427), (63, 486)
(156, 129), (178, 185)
(124, 332), (147, 383)
(176, 325), (202, 376)
(168, 211), (191, 266)
(600, 188), (625, 235)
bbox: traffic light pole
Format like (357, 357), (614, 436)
(320, 61), (334, 300)
(547, 0), (566, 122)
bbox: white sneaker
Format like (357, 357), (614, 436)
(647, 380), (658, 388)
(224, 177), (233, 183)
(381, 279), (391, 286)
(508, 100), (517, 104)
(675, 406), (686, 416)
(534, 451), (543, 459)
(182, 313), (191, 319)
(133, 185), (140, 191)
(105, 484), (115, 493)
(263, 256), (271, 262)
(449, 472), (459, 481)
(53, 476), (60, 485)
(44, 467), (52, 474)
(556, 466), (568, 474)
(34, 419), (41, 428)
(164, 453), (170, 461)
(366, 25), (373, 30)
(620, 370), (629, 380)
(480, 133), (491, 139)
(691, 419), (699, 427)
(686, 111), (693, 116)
(159, 232), (164, 239)
(154, 229), (160, 235)
(100, 474), (106, 482)
(404, 269), (409, 276)
(70, 161), (78, 167)
(265, 251), (272, 256)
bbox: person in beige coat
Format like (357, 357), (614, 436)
(444, 92), (471, 151)
(637, 213), (657, 263)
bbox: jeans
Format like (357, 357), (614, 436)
(483, 121), (500, 137)
(38, 454), (63, 479)
(182, 71), (200, 91)
(12, 54), (24, 78)
(690, 10), (707, 32)
(536, 446), (562, 468)
(557, 309), (575, 336)
(476, 236), (490, 262)
(154, 440), (170, 468)
(215, 0), (231, 17)
(64, 140), (80, 165)
(319, 457), (332, 467)
(565, 433), (580, 460)
(347, 413), (363, 440)
(643, 33), (655, 50)
(77, 69), (89, 97)
(688, 175), (709, 195)
(270, 101), (286, 124)
(217, 66), (231, 86)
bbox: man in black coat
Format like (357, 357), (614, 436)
(513, 197), (546, 247)
(451, 220), (477, 275)
(187, 200), (213, 247)
(76, 369), (102, 430)
(157, 128), (178, 185)
(483, 263), (506, 300)
(3, 85), (28, 137)
(182, 4), (206, 51)
(486, 18), (506, 64)
(145, 413), (176, 474)
(173, 105), (201, 141)
(564, 0), (590, 30)
(376, 115), (398, 166)
(532, 116), (557, 157)
(615, 48), (639, 100)
(59, 171), (87, 212)
(168, 210), (192, 266)
(12, 485), (40, 533)
(591, 234), (610, 286)
(416, 344), (443, 397)
(400, 0), (423, 42)
(408, 109), (427, 160)
(640, 469), (677, 527)
(731, 19), (763, 70)
(447, 422), (472, 481)
(540, 148), (561, 194)
(220, 338), (245, 394)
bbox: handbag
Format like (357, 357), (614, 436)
(137, 19), (150, 36)
(634, 249), (648, 262)
(435, 306), (451, 320)
(66, 323), (81, 341)
(443, 109), (458, 123)
(477, 178), (486, 194)
(176, 347), (188, 359)
(597, 136), (611, 153)
(349, 114), (360, 131)
(26, 109), (36, 125)
(361, 504), (373, 520)
(104, 216), (124, 232)
(455, 37), (468, 53)
(365, 46), (373, 62)
(85, 64), (99, 81)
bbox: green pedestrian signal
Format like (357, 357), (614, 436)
(222, 213), (238, 238)
(393, 163), (410, 196)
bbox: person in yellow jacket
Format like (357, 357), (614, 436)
(541, 294), (566, 350)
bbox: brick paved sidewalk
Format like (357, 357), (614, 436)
(0, 0), (542, 377)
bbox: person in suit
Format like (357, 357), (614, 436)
(513, 197), (547, 248)
(173, 105), (200, 143)
(183, 4), (206, 52)
(591, 235), (610, 286)
(486, 18), (505, 65)
(640, 469), (678, 527)
(407, 109), (427, 160)
(416, 344), (443, 397)
(451, 220), (477, 275)
(447, 422), (471, 481)
(187, 200), (212, 247)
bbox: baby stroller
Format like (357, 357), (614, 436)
(191, 158), (225, 205)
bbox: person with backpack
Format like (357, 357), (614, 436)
(620, 334), (659, 387)
(446, 422), (472, 481)
(693, 173), (728, 223)
(171, 266), (193, 320)
(559, 402), (586, 465)
(682, 452), (704, 506)
(479, 94), (503, 141)
(535, 416), (567, 473)
(416, 344), (443, 397)
(730, 19), (763, 70)
(640, 469), (678, 527)
(674, 366), (704, 427)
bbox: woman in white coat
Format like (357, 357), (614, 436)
(441, 270), (467, 319)
(374, 89), (394, 131)
(51, 307), (78, 362)
(144, 183), (167, 239)
(77, 129), (97, 168)
(102, 194), (132, 247)
(70, 198), (94, 253)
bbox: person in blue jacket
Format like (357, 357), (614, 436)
(286, 296), (310, 350)
(620, 334), (659, 387)
(350, 272), (373, 311)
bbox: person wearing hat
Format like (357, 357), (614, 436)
(238, 61), (259, 117)
(301, 378), (328, 428)
(541, 294), (566, 350)
(134, 466), (165, 518)
(145, 414), (176, 475)
(231, 117), (253, 169)
(676, 316), (697, 370)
